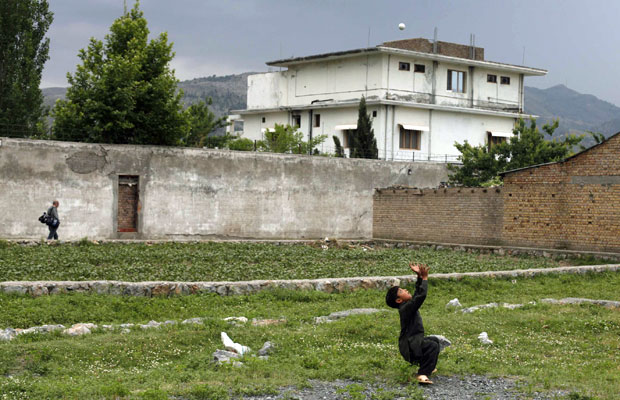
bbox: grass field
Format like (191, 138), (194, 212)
(1, 272), (619, 399)
(0, 240), (611, 282)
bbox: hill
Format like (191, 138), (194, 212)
(524, 84), (620, 143)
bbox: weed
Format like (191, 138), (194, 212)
(1, 241), (610, 282)
(188, 384), (229, 400)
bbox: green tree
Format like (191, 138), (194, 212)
(332, 135), (344, 157)
(52, 1), (188, 145)
(350, 97), (378, 159)
(448, 118), (584, 186)
(228, 137), (255, 151)
(184, 97), (228, 147)
(0, 0), (53, 137)
(258, 123), (326, 154)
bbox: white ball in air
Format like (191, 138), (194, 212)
(398, 23), (406, 31)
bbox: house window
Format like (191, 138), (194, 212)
(372, 110), (377, 117)
(500, 76), (511, 85)
(414, 64), (426, 73)
(487, 74), (497, 83)
(400, 128), (421, 150)
(398, 62), (410, 71)
(447, 70), (466, 93)
(292, 115), (301, 128)
(487, 132), (507, 150)
(261, 117), (266, 123)
(342, 130), (355, 148)
(314, 114), (320, 127)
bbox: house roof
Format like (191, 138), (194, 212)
(266, 38), (547, 76)
(499, 131), (620, 176)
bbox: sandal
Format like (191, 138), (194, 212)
(416, 374), (433, 385)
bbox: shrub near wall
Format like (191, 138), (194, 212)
(373, 187), (504, 245)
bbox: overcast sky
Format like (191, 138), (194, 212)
(42, 0), (620, 106)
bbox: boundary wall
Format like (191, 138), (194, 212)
(374, 133), (620, 253)
(0, 138), (448, 240)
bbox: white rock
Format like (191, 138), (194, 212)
(212, 349), (240, 365)
(140, 320), (162, 329)
(446, 298), (462, 308)
(258, 341), (274, 356)
(478, 332), (493, 345)
(221, 332), (251, 355)
(64, 323), (95, 336)
(462, 303), (499, 314)
(224, 317), (248, 325)
(501, 303), (524, 310)
(119, 323), (134, 328)
(0, 328), (17, 341)
(427, 334), (451, 351)
(182, 317), (203, 325)
(163, 320), (177, 325)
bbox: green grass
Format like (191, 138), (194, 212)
(1, 272), (619, 399)
(0, 241), (611, 282)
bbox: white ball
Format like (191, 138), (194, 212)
(398, 23), (406, 31)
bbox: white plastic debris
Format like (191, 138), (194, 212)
(478, 332), (493, 345)
(221, 332), (251, 355)
(446, 298), (463, 308)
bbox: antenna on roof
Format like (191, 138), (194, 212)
(433, 27), (438, 53)
(522, 46), (526, 65)
(367, 27), (371, 47)
(469, 33), (476, 59)
(123, 0), (127, 15)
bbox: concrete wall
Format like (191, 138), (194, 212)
(0, 138), (449, 241)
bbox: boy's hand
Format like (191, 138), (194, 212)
(409, 262), (430, 280)
(409, 262), (421, 275)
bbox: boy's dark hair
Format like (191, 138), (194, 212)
(386, 286), (400, 309)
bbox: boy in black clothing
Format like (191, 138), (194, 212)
(386, 263), (439, 384)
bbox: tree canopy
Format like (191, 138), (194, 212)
(349, 97), (378, 159)
(258, 124), (326, 154)
(448, 118), (584, 186)
(0, 0), (53, 136)
(52, 1), (188, 145)
(183, 97), (228, 147)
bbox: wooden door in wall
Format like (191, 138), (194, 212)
(118, 175), (139, 232)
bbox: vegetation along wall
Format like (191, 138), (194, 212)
(0, 137), (449, 240)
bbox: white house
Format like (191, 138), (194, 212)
(231, 38), (546, 161)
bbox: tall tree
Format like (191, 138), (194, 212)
(0, 0), (53, 137)
(350, 97), (378, 159)
(52, 1), (188, 145)
(448, 118), (584, 186)
(184, 97), (228, 147)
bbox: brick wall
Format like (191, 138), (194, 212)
(374, 133), (620, 252)
(503, 133), (620, 252)
(373, 187), (503, 245)
(382, 38), (485, 60)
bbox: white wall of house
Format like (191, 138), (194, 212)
(428, 110), (515, 155)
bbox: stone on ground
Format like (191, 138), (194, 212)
(427, 334), (451, 351)
(258, 341), (274, 356)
